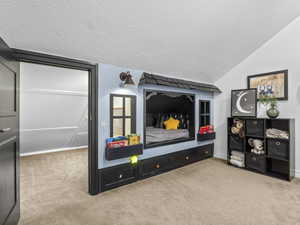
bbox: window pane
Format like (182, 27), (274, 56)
(200, 102), (205, 114)
(125, 118), (131, 136)
(206, 116), (210, 125)
(205, 102), (210, 114)
(113, 118), (123, 137)
(113, 97), (123, 116)
(125, 97), (131, 116)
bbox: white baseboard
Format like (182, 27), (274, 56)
(294, 169), (300, 178)
(214, 152), (227, 160)
(20, 145), (88, 157)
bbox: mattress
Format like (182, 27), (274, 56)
(146, 127), (190, 144)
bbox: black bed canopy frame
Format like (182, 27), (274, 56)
(139, 72), (221, 93)
(145, 91), (194, 102)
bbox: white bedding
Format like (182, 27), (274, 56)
(146, 127), (190, 144)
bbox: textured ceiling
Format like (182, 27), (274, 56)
(1, 0), (300, 83)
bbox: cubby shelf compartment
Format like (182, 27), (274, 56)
(266, 155), (289, 162)
(197, 132), (216, 142)
(105, 144), (143, 161)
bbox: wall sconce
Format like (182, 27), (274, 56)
(120, 71), (135, 87)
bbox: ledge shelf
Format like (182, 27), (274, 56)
(105, 144), (143, 161)
(197, 132), (216, 142)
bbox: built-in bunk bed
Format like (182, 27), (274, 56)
(99, 72), (221, 193)
(145, 90), (195, 147)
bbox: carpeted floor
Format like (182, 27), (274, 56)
(19, 149), (300, 225)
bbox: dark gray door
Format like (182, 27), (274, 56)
(0, 37), (20, 225)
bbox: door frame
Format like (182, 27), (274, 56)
(12, 49), (99, 195)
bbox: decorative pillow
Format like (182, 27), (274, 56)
(164, 117), (180, 130)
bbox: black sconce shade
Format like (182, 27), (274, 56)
(120, 71), (135, 86)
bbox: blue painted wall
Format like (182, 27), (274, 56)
(98, 63), (214, 168)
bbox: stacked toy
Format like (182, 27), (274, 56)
(199, 125), (214, 134)
(106, 134), (141, 149)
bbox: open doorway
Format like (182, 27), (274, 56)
(19, 62), (90, 223)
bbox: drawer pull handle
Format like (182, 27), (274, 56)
(185, 156), (189, 160)
(156, 164), (160, 169)
(252, 157), (257, 161)
(276, 142), (281, 146)
(205, 151), (209, 154)
(253, 121), (258, 125)
(119, 174), (123, 179)
(0, 128), (11, 133)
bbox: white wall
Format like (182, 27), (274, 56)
(214, 17), (300, 177)
(20, 62), (89, 155)
(98, 63), (214, 168)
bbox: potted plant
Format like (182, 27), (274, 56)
(258, 95), (279, 118)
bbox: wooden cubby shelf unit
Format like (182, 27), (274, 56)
(227, 117), (295, 181)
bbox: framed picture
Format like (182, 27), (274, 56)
(247, 70), (288, 100)
(231, 89), (257, 117)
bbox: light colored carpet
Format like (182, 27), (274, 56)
(19, 149), (300, 225)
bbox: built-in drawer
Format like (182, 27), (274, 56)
(268, 139), (289, 160)
(101, 164), (138, 191)
(140, 156), (170, 179)
(172, 145), (213, 167)
(246, 153), (266, 173)
(200, 145), (213, 159)
(170, 151), (187, 168)
(246, 120), (264, 137)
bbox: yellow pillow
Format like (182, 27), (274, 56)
(164, 117), (180, 130)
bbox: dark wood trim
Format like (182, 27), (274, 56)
(247, 70), (288, 101)
(139, 72), (222, 93)
(12, 48), (99, 195)
(144, 137), (195, 149)
(143, 89), (146, 149)
(199, 100), (211, 127)
(0, 37), (14, 60)
(109, 94), (137, 137)
(0, 37), (20, 225)
(143, 89), (196, 149)
(12, 49), (95, 70)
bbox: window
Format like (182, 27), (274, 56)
(110, 94), (136, 137)
(199, 100), (210, 126)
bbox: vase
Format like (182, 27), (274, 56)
(267, 104), (279, 119)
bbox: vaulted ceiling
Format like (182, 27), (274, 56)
(1, 0), (300, 82)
